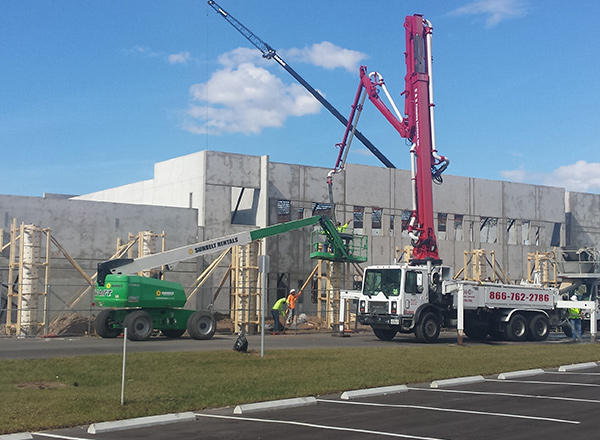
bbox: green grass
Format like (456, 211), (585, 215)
(1, 344), (599, 434)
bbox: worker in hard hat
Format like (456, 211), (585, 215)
(286, 288), (302, 325)
(568, 294), (583, 342)
(271, 296), (287, 334)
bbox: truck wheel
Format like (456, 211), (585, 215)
(123, 310), (153, 341)
(528, 315), (550, 341)
(506, 314), (528, 342)
(415, 312), (440, 343)
(373, 328), (397, 341)
(94, 310), (121, 338)
(161, 329), (186, 338)
(187, 311), (216, 340)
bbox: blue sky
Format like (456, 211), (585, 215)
(2, 0), (600, 197)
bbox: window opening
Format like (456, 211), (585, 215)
(372, 207), (382, 236)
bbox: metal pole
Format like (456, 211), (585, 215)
(590, 301), (597, 343)
(339, 294), (346, 333)
(259, 255), (270, 358)
(44, 284), (50, 337)
(457, 286), (464, 346)
(261, 271), (266, 358)
(121, 327), (127, 405)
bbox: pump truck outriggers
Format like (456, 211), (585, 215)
(94, 215), (367, 341)
(337, 14), (564, 343)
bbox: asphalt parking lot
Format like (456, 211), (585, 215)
(28, 362), (600, 440)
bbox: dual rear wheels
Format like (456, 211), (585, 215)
(463, 313), (550, 342)
(505, 313), (549, 342)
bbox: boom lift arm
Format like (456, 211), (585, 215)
(330, 15), (449, 264)
(207, 0), (395, 169)
(97, 215), (364, 286)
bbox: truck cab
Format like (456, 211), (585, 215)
(356, 263), (454, 342)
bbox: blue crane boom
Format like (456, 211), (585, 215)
(207, 0), (395, 169)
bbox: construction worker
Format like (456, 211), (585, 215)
(286, 288), (302, 325)
(336, 218), (352, 233)
(568, 294), (583, 342)
(336, 218), (353, 252)
(271, 296), (287, 334)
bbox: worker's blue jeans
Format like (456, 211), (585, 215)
(271, 310), (281, 333)
(570, 318), (582, 341)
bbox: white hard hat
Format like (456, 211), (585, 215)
(570, 294), (577, 301)
(290, 288), (296, 293)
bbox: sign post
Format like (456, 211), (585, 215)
(258, 255), (270, 358)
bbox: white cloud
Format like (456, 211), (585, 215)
(500, 160), (600, 193)
(184, 58), (321, 135)
(216, 47), (266, 68)
(449, 0), (528, 27)
(183, 42), (365, 135)
(499, 166), (527, 183)
(168, 51), (191, 64)
(128, 46), (196, 65)
(283, 41), (368, 73)
(128, 45), (163, 58)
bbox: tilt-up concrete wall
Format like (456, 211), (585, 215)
(0, 194), (199, 328)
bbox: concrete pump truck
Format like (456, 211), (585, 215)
(335, 15), (565, 343)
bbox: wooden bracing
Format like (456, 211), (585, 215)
(4, 220), (50, 336)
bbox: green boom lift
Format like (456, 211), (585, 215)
(93, 215), (367, 341)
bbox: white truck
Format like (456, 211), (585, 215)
(351, 262), (564, 343)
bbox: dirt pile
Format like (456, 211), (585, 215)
(45, 313), (92, 337)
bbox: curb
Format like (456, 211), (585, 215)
(233, 397), (317, 414)
(341, 385), (408, 400)
(430, 375), (485, 388)
(0, 434), (33, 440)
(87, 412), (196, 434)
(558, 362), (598, 372)
(497, 368), (545, 379)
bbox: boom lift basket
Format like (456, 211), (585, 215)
(309, 228), (368, 263)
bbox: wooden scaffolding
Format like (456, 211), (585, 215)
(231, 240), (262, 333)
(2, 219), (50, 336)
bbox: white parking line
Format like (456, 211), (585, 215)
(408, 387), (600, 404)
(195, 413), (447, 440)
(316, 399), (578, 424)
(486, 378), (600, 387)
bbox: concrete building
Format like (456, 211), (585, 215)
(2, 150), (600, 334)
(73, 150), (598, 302)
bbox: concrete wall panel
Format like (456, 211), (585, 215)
(435, 175), (470, 215)
(345, 164), (393, 207)
(472, 179), (503, 217)
(303, 166), (333, 205)
(268, 163), (301, 201)
(205, 151), (260, 187)
(392, 168), (415, 210)
(502, 182), (536, 220)
(538, 186), (565, 223)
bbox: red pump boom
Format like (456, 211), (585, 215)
(330, 14), (448, 263)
